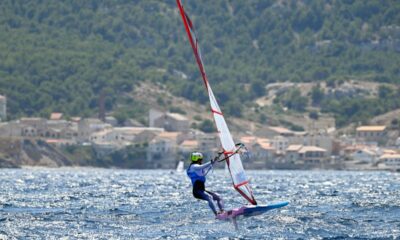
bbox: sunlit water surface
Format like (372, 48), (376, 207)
(0, 168), (399, 239)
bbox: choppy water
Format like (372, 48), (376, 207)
(0, 168), (399, 239)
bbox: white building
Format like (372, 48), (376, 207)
(20, 117), (47, 137)
(351, 148), (378, 164)
(298, 146), (327, 165)
(356, 125), (387, 144)
(379, 154), (400, 170)
(271, 135), (289, 154)
(285, 145), (303, 164)
(284, 145), (328, 166)
(147, 132), (182, 168)
(289, 132), (334, 156)
(78, 118), (112, 142)
(149, 109), (164, 128)
(46, 120), (78, 140)
(239, 136), (275, 168)
(153, 112), (190, 132)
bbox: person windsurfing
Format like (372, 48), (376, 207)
(186, 152), (224, 216)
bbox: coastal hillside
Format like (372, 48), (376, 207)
(0, 138), (147, 168)
(0, 138), (71, 167)
(0, 0), (399, 127)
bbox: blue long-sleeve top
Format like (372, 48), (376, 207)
(186, 161), (213, 185)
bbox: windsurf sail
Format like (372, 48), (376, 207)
(176, 0), (257, 205)
(176, 160), (184, 173)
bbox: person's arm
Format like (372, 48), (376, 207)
(190, 161), (213, 175)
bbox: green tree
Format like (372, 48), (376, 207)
(309, 111), (319, 120)
(378, 85), (394, 99)
(199, 119), (216, 133)
(281, 89), (308, 112)
(311, 85), (325, 106)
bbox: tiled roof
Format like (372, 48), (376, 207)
(50, 112), (63, 120)
(379, 154), (400, 159)
(298, 146), (327, 153)
(356, 126), (386, 131)
(286, 144), (303, 151)
(157, 131), (181, 139)
(180, 140), (198, 148)
(240, 136), (257, 144)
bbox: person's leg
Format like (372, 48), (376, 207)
(206, 191), (224, 211)
(195, 191), (218, 215)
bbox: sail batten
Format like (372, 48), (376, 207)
(177, 0), (257, 205)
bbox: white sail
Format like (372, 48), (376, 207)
(206, 83), (257, 205)
(176, 161), (184, 173)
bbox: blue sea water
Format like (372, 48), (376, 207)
(0, 168), (399, 239)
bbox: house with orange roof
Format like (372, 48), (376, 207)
(178, 139), (217, 163)
(288, 131), (334, 156)
(298, 146), (327, 164)
(251, 138), (275, 168)
(179, 139), (199, 152)
(49, 112), (63, 120)
(285, 144), (303, 164)
(356, 125), (387, 144)
(284, 145), (328, 166)
(237, 136), (275, 168)
(239, 136), (257, 145)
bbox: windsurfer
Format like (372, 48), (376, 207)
(186, 152), (224, 216)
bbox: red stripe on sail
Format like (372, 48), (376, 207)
(235, 185), (257, 205)
(211, 109), (223, 115)
(234, 181), (249, 188)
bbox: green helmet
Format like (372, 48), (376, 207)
(190, 152), (203, 162)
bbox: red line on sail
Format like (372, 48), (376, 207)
(211, 109), (223, 115)
(234, 181), (249, 188)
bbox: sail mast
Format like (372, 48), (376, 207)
(176, 0), (209, 89)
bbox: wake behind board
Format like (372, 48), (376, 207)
(216, 201), (289, 220)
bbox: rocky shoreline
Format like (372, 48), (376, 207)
(0, 138), (146, 169)
(1, 138), (398, 172)
(0, 138), (72, 168)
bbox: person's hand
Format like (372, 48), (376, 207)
(211, 157), (218, 164)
